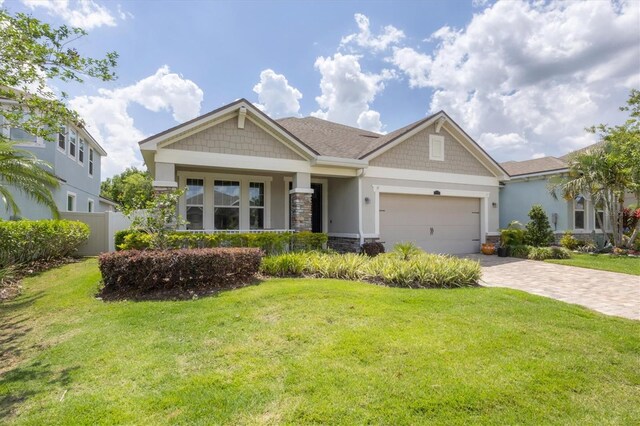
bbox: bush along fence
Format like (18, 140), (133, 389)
(115, 230), (328, 255)
(99, 247), (263, 297)
(0, 220), (90, 268)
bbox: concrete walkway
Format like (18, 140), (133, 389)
(464, 254), (640, 320)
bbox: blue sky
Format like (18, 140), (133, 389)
(3, 0), (639, 177)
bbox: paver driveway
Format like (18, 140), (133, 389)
(466, 255), (640, 320)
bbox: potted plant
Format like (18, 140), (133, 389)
(481, 243), (495, 255)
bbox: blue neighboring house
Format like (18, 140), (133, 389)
(0, 107), (113, 220)
(499, 143), (609, 239)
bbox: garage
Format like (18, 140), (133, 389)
(379, 193), (481, 254)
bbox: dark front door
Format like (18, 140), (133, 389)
(311, 183), (323, 233)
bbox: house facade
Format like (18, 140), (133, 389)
(0, 112), (110, 220)
(139, 99), (508, 254)
(499, 144), (618, 238)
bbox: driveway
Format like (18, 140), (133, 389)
(465, 254), (640, 320)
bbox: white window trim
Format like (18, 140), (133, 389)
(87, 198), (94, 213)
(429, 134), (445, 161)
(78, 138), (85, 164)
(88, 148), (95, 178)
(213, 179), (241, 231)
(185, 178), (205, 230)
(573, 198), (586, 231)
(1, 112), (44, 147)
(68, 129), (78, 161)
(371, 185), (490, 244)
(58, 126), (67, 153)
(66, 191), (77, 212)
(283, 176), (329, 233)
(177, 171), (272, 230)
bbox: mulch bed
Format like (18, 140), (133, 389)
(0, 258), (81, 302)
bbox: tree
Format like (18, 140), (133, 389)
(126, 189), (186, 250)
(524, 205), (554, 247)
(100, 168), (153, 210)
(0, 9), (118, 216)
(0, 140), (60, 217)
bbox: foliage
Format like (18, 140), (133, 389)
(500, 228), (526, 247)
(392, 241), (422, 261)
(290, 231), (328, 251)
(361, 241), (385, 257)
(0, 219), (89, 267)
(509, 245), (531, 259)
(0, 140), (60, 217)
(100, 167), (152, 210)
(260, 251), (481, 288)
(527, 246), (571, 261)
(559, 231), (581, 250)
(524, 205), (554, 247)
(623, 207), (640, 232)
(98, 248), (263, 296)
(0, 10), (117, 216)
(125, 189), (186, 250)
(116, 230), (319, 256)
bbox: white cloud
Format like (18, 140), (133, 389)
(341, 13), (405, 52)
(21, 0), (123, 29)
(389, 0), (640, 161)
(531, 152), (546, 159)
(69, 66), (203, 177)
(311, 53), (393, 132)
(252, 69), (302, 118)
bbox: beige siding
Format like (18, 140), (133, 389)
(370, 124), (492, 176)
(171, 117), (304, 160)
(327, 177), (359, 234)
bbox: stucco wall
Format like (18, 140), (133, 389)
(360, 176), (500, 236)
(370, 124), (492, 176)
(499, 178), (570, 232)
(170, 117), (303, 160)
(327, 177), (359, 234)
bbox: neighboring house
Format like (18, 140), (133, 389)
(499, 142), (617, 238)
(0, 109), (109, 219)
(139, 99), (508, 254)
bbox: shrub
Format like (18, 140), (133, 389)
(361, 241), (385, 257)
(291, 231), (328, 251)
(500, 228), (526, 247)
(393, 242), (422, 261)
(0, 220), (90, 267)
(527, 246), (571, 260)
(560, 231), (580, 250)
(99, 248), (263, 296)
(114, 229), (135, 250)
(525, 205), (554, 247)
(259, 251), (481, 288)
(509, 245), (531, 259)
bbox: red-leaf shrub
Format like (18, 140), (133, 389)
(361, 241), (385, 257)
(98, 248), (263, 296)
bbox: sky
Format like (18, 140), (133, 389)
(3, 0), (640, 178)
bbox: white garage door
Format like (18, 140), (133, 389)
(379, 193), (481, 254)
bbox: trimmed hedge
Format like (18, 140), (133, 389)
(0, 220), (90, 267)
(116, 230), (327, 254)
(260, 251), (481, 288)
(99, 248), (263, 295)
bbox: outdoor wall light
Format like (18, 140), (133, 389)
(364, 197), (370, 204)
(492, 202), (497, 208)
(433, 190), (441, 195)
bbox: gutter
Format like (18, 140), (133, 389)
(312, 156), (369, 168)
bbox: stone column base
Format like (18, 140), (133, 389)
(327, 236), (380, 253)
(290, 192), (312, 232)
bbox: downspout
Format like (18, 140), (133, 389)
(357, 168), (365, 246)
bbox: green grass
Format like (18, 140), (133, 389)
(1, 259), (639, 425)
(546, 253), (640, 275)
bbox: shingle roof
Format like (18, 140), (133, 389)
(501, 141), (605, 177)
(500, 157), (568, 176)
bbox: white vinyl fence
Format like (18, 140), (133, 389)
(60, 211), (131, 255)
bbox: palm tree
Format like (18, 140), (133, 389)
(0, 139), (60, 218)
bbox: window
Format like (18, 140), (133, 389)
(249, 182), (265, 229)
(58, 126), (66, 151)
(214, 180), (240, 230)
(429, 134), (445, 161)
(67, 193), (76, 212)
(595, 203), (605, 230)
(574, 196), (585, 230)
(88, 199), (94, 213)
(78, 139), (85, 164)
(69, 129), (77, 159)
(9, 126), (37, 144)
(186, 178), (204, 230)
(89, 148), (94, 177)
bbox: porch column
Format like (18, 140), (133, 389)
(290, 172), (313, 232)
(153, 162), (177, 193)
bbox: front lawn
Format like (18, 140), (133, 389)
(1, 259), (639, 424)
(546, 253), (640, 276)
